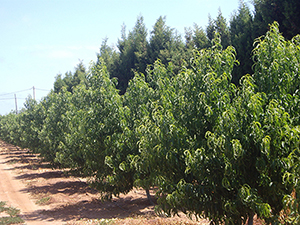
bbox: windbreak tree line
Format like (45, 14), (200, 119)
(1, 22), (300, 224)
(88, 0), (300, 93)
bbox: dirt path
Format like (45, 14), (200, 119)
(0, 140), (265, 225)
(0, 140), (209, 224)
(0, 141), (62, 225)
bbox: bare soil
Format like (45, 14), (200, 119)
(0, 140), (210, 225)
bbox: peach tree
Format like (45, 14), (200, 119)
(147, 23), (300, 224)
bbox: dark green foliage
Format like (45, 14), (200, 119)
(114, 16), (148, 94)
(0, 112), (21, 146)
(97, 37), (119, 80)
(112, 15), (186, 94)
(53, 61), (87, 93)
(230, 1), (254, 85)
(192, 24), (211, 50)
(18, 97), (45, 152)
(148, 16), (174, 65)
(253, 0), (300, 39)
(55, 60), (129, 198)
(148, 16), (186, 73)
(206, 9), (231, 49)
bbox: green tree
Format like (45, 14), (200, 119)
(155, 22), (300, 225)
(53, 74), (65, 93)
(53, 61), (87, 93)
(148, 16), (174, 65)
(215, 9), (231, 48)
(253, 0), (300, 39)
(206, 9), (231, 49)
(97, 37), (119, 80)
(192, 24), (211, 49)
(37, 89), (73, 165)
(0, 112), (21, 146)
(185, 24), (211, 68)
(230, 0), (254, 85)
(115, 16), (148, 94)
(72, 60), (88, 88)
(206, 14), (216, 42)
(54, 59), (129, 199)
(106, 71), (157, 201)
(18, 96), (45, 152)
(141, 36), (240, 223)
(148, 16), (186, 75)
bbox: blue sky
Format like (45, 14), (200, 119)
(0, 0), (253, 115)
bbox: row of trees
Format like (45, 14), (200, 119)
(1, 22), (300, 224)
(51, 1), (300, 96)
(61, 0), (297, 94)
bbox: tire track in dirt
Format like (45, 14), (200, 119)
(0, 141), (62, 225)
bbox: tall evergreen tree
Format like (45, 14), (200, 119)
(253, 0), (300, 39)
(148, 16), (174, 65)
(185, 24), (210, 64)
(53, 73), (65, 93)
(72, 60), (88, 88)
(206, 10), (231, 49)
(97, 38), (119, 80)
(193, 24), (211, 49)
(215, 9), (232, 48)
(148, 16), (185, 75)
(116, 16), (148, 94)
(53, 61), (87, 94)
(230, 0), (254, 85)
(206, 14), (216, 42)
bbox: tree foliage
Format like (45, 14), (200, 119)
(230, 1), (254, 85)
(1, 5), (300, 224)
(206, 9), (231, 49)
(53, 61), (88, 93)
(253, 0), (300, 40)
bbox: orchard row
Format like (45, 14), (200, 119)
(1, 23), (300, 224)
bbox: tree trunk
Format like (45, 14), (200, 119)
(247, 212), (254, 225)
(146, 189), (154, 205)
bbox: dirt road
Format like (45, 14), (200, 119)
(0, 140), (209, 225)
(0, 141), (62, 225)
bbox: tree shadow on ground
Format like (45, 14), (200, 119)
(0, 140), (159, 224)
(0, 144), (54, 171)
(20, 180), (98, 196)
(8, 162), (52, 171)
(23, 196), (156, 223)
(1, 145), (42, 165)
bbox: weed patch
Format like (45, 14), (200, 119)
(0, 201), (23, 224)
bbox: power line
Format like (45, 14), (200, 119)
(0, 87), (50, 97)
(0, 98), (27, 101)
(0, 98), (15, 100)
(0, 86), (50, 103)
(35, 88), (50, 92)
(0, 88), (32, 97)
(0, 87), (51, 115)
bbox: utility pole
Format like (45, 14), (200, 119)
(33, 86), (36, 100)
(14, 94), (18, 114)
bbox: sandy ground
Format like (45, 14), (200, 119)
(0, 140), (211, 225)
(0, 141), (61, 225)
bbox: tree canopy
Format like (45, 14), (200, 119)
(1, 1), (300, 224)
